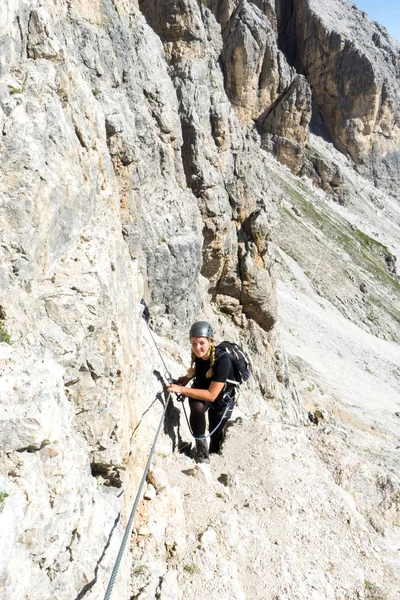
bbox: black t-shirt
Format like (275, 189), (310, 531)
(192, 350), (235, 390)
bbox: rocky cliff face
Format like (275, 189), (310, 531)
(0, 1), (399, 599)
(277, 0), (400, 194)
(0, 1), (285, 597)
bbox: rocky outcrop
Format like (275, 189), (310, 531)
(238, 209), (277, 330)
(249, 0), (277, 32)
(206, 1), (313, 174)
(259, 73), (312, 173)
(0, 1), (198, 596)
(220, 1), (291, 125)
(140, 0), (279, 333)
(202, 0), (277, 35)
(0, 345), (126, 598)
(277, 0), (400, 194)
(129, 410), (400, 600)
(301, 147), (347, 203)
(0, 1), (286, 597)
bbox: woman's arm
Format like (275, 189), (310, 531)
(167, 381), (225, 402)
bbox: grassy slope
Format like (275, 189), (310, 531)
(269, 167), (400, 343)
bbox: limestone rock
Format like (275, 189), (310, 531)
(138, 0), (205, 43)
(0, 348), (123, 600)
(141, 0), (279, 330)
(259, 74), (312, 173)
(157, 570), (182, 600)
(301, 147), (347, 203)
(203, 0), (278, 35)
(147, 468), (168, 494)
(277, 0), (400, 194)
(240, 244), (277, 330)
(249, 0), (277, 33)
(212, 2), (313, 175)
(1, 0), (399, 599)
(221, 1), (292, 125)
(131, 416), (400, 599)
(202, 0), (238, 31)
(27, 8), (63, 61)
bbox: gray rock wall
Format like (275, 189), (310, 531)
(139, 0), (280, 333)
(0, 1), (201, 597)
(277, 0), (400, 194)
(0, 1), (284, 597)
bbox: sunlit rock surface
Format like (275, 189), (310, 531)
(0, 1), (399, 599)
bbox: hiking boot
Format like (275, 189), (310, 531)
(194, 439), (209, 464)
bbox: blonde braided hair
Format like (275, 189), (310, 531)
(205, 342), (216, 378)
(186, 340), (216, 379)
(187, 350), (196, 379)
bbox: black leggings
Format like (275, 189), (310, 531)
(189, 396), (234, 454)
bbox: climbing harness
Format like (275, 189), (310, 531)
(103, 390), (173, 600)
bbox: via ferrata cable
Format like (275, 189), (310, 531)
(103, 390), (172, 600)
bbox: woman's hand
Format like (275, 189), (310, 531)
(167, 381), (225, 402)
(167, 383), (182, 395)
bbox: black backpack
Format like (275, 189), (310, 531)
(216, 341), (251, 385)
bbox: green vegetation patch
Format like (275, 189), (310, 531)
(0, 321), (12, 344)
(183, 563), (199, 575)
(7, 85), (23, 95)
(364, 579), (386, 600)
(275, 171), (399, 289)
(133, 564), (148, 577)
(270, 165), (400, 338)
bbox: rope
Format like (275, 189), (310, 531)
(180, 394), (235, 440)
(103, 391), (172, 600)
(146, 322), (173, 383)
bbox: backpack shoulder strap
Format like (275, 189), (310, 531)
(215, 342), (239, 385)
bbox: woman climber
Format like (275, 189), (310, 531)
(167, 321), (236, 464)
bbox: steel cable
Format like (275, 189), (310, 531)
(103, 391), (172, 600)
(104, 305), (237, 598)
